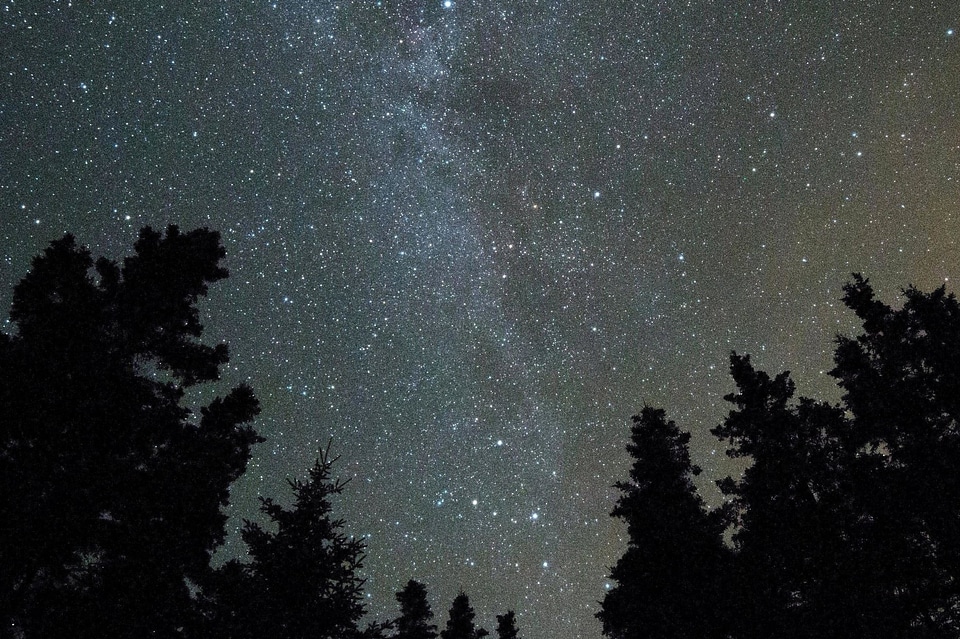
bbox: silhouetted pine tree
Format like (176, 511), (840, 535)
(441, 591), (488, 639)
(210, 445), (370, 639)
(829, 274), (960, 635)
(597, 406), (729, 639)
(395, 580), (439, 639)
(0, 227), (262, 637)
(711, 354), (856, 639)
(495, 610), (520, 639)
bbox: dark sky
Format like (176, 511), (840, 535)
(2, 2), (959, 637)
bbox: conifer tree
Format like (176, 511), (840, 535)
(214, 445), (369, 639)
(495, 610), (520, 639)
(441, 591), (488, 639)
(597, 406), (729, 639)
(829, 274), (960, 634)
(711, 354), (854, 638)
(395, 580), (439, 639)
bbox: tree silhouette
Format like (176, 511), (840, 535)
(829, 274), (960, 635)
(0, 227), (262, 637)
(714, 277), (960, 636)
(597, 406), (729, 639)
(441, 591), (488, 639)
(207, 445), (371, 639)
(494, 610), (520, 639)
(601, 275), (960, 638)
(711, 354), (856, 638)
(395, 580), (439, 639)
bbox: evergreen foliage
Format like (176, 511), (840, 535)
(441, 591), (488, 639)
(0, 227), (262, 637)
(395, 580), (439, 639)
(599, 275), (960, 638)
(495, 610), (520, 639)
(207, 445), (371, 639)
(597, 407), (729, 639)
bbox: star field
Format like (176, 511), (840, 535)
(2, 2), (959, 637)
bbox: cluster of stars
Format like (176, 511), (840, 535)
(2, 2), (959, 638)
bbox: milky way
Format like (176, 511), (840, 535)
(2, 2), (959, 637)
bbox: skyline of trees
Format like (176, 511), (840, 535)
(5, 227), (960, 638)
(600, 274), (960, 637)
(0, 227), (525, 639)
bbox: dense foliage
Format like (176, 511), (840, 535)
(600, 274), (960, 638)
(597, 407), (729, 639)
(395, 580), (440, 639)
(0, 227), (262, 637)
(495, 611), (521, 639)
(441, 591), (488, 639)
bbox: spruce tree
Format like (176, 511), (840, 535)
(495, 610), (520, 639)
(441, 591), (488, 639)
(395, 580), (439, 639)
(597, 406), (729, 639)
(711, 354), (855, 638)
(217, 445), (369, 639)
(829, 274), (960, 634)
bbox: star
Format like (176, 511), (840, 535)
(2, 3), (958, 638)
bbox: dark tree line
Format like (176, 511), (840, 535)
(0, 227), (522, 639)
(393, 580), (520, 639)
(599, 274), (960, 638)
(10, 226), (960, 638)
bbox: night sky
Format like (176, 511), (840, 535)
(2, 2), (959, 637)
